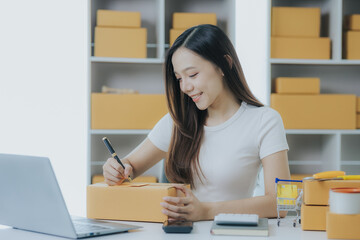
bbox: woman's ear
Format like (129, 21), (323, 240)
(224, 54), (233, 69)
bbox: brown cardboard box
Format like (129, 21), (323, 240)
(345, 14), (360, 30)
(172, 12), (217, 29)
(303, 179), (360, 205)
(271, 37), (331, 59)
(170, 29), (185, 46)
(87, 183), (178, 222)
(357, 114), (360, 129)
(357, 97), (360, 112)
(271, 94), (356, 129)
(97, 10), (141, 28)
(327, 212), (360, 239)
(271, 7), (321, 37)
(275, 77), (320, 94)
(345, 31), (360, 60)
(92, 175), (157, 184)
(94, 27), (147, 58)
(301, 204), (329, 231)
(91, 93), (167, 129)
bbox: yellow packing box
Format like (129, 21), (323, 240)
(271, 94), (356, 129)
(327, 212), (360, 239)
(170, 29), (185, 46)
(303, 179), (360, 205)
(345, 31), (360, 60)
(357, 114), (360, 129)
(87, 183), (179, 222)
(91, 93), (167, 129)
(271, 7), (321, 37)
(357, 97), (360, 112)
(172, 12), (217, 29)
(301, 204), (329, 231)
(271, 37), (331, 59)
(345, 14), (360, 31)
(92, 175), (157, 184)
(94, 27), (147, 58)
(275, 77), (320, 94)
(97, 10), (141, 28)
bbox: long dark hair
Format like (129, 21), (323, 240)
(164, 24), (263, 187)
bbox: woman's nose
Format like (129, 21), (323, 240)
(181, 78), (194, 93)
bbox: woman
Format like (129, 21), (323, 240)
(103, 24), (290, 221)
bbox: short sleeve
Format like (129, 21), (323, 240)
(148, 113), (173, 152)
(258, 107), (289, 159)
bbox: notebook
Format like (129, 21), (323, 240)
(210, 218), (269, 236)
(0, 153), (141, 239)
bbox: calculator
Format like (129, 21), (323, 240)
(214, 213), (259, 226)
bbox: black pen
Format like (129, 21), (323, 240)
(102, 137), (132, 181)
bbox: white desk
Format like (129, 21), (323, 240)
(0, 218), (327, 240)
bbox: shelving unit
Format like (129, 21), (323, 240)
(88, 0), (236, 184)
(269, 0), (360, 175)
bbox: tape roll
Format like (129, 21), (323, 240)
(329, 188), (360, 215)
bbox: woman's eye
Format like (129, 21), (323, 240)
(190, 73), (198, 78)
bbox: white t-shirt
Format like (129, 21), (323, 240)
(148, 101), (289, 202)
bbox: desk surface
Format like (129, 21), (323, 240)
(0, 218), (327, 240)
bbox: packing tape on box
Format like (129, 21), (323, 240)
(329, 188), (360, 214)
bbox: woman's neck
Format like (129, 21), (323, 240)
(205, 95), (241, 127)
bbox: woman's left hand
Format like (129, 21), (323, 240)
(160, 184), (208, 222)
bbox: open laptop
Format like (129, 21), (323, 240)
(0, 153), (141, 238)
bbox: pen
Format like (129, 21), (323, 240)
(102, 137), (132, 181)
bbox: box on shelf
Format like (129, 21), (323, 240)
(92, 175), (157, 184)
(275, 77), (320, 94)
(357, 114), (360, 129)
(271, 7), (321, 37)
(344, 31), (360, 60)
(97, 10), (141, 28)
(303, 179), (360, 205)
(172, 12), (217, 29)
(271, 94), (356, 129)
(345, 14), (360, 31)
(94, 27), (147, 58)
(170, 29), (185, 46)
(326, 212), (360, 239)
(87, 182), (179, 222)
(357, 97), (360, 112)
(301, 203), (328, 231)
(271, 37), (331, 59)
(91, 93), (168, 129)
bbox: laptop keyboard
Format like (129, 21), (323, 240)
(73, 222), (112, 233)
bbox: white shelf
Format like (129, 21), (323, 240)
(270, 59), (360, 65)
(91, 129), (151, 135)
(341, 161), (360, 165)
(289, 161), (323, 165)
(90, 57), (164, 64)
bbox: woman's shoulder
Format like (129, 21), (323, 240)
(243, 102), (281, 120)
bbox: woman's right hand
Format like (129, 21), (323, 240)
(102, 158), (133, 185)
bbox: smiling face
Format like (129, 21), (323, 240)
(172, 47), (228, 111)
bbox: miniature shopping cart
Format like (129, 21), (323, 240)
(275, 178), (303, 227)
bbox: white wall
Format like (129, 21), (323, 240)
(0, 0), (88, 216)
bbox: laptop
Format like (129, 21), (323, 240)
(0, 153), (141, 238)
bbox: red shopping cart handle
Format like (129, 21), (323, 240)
(275, 178), (303, 183)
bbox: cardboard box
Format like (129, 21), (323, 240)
(92, 175), (157, 184)
(172, 12), (217, 29)
(271, 94), (356, 129)
(271, 37), (331, 59)
(301, 204), (329, 231)
(357, 114), (360, 129)
(94, 27), (147, 58)
(327, 212), (360, 239)
(303, 179), (360, 205)
(357, 97), (360, 112)
(97, 10), (141, 28)
(91, 93), (168, 129)
(271, 7), (321, 37)
(87, 183), (178, 222)
(170, 29), (185, 46)
(345, 31), (360, 60)
(275, 77), (320, 94)
(345, 14), (360, 31)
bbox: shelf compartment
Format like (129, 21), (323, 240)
(341, 134), (360, 161)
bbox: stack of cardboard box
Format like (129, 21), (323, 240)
(271, 7), (331, 59)
(344, 14), (360, 59)
(271, 77), (356, 129)
(301, 179), (360, 235)
(169, 12), (217, 46)
(94, 9), (147, 58)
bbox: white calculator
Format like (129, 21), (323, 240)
(214, 213), (259, 226)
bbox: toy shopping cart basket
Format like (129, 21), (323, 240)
(275, 178), (303, 227)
